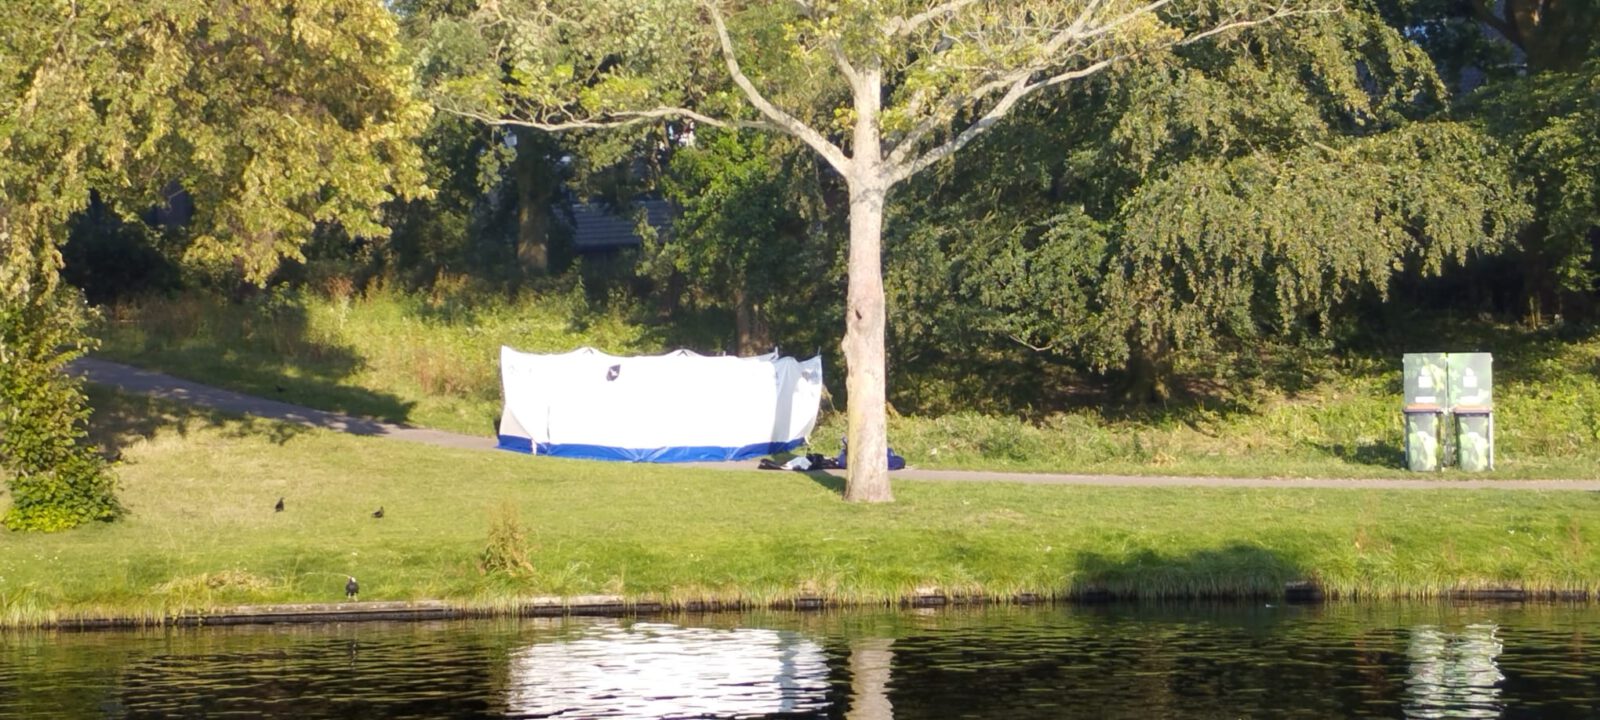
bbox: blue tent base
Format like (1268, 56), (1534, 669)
(496, 435), (804, 463)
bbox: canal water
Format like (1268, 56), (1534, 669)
(2, 602), (1597, 718)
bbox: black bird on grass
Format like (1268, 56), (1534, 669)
(346, 576), (359, 600)
(371, 506), (384, 519)
(274, 497), (284, 512)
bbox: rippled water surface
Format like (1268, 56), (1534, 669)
(3, 603), (1599, 718)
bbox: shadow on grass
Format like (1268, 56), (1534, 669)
(1313, 440), (1406, 470)
(84, 385), (311, 456)
(801, 470), (845, 496)
(1068, 544), (1310, 600)
(759, 449), (850, 496)
(96, 292), (415, 424)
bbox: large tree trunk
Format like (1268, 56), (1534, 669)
(513, 129), (554, 276)
(733, 284), (771, 356)
(842, 177), (892, 502)
(842, 62), (893, 503)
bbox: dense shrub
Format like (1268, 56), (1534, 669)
(1, 284), (121, 532)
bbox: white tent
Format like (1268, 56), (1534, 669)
(497, 346), (823, 462)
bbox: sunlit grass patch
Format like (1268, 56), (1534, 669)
(3, 388), (1598, 627)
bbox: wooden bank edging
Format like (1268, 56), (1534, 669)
(33, 583), (1600, 631)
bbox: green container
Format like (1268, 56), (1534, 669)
(1403, 353), (1451, 408)
(1401, 352), (1495, 472)
(1405, 409), (1444, 472)
(1456, 411), (1494, 472)
(1448, 353), (1494, 409)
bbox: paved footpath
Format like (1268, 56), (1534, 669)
(72, 357), (1600, 491)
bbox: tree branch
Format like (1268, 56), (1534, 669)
(889, 3), (1327, 185)
(793, 0), (862, 85)
(891, 58), (1117, 184)
(437, 103), (764, 133)
(1053, 0), (1172, 52)
(1008, 334), (1056, 352)
(706, 1), (850, 174)
(1468, 0), (1520, 48)
(1176, 5), (1316, 46)
(885, 73), (1016, 167)
(886, 0), (985, 37)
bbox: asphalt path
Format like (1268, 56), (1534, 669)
(72, 357), (1600, 491)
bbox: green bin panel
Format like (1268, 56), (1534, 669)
(1405, 411), (1443, 472)
(1456, 412), (1493, 472)
(1404, 353), (1450, 408)
(1448, 353), (1494, 409)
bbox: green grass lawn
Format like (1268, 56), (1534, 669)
(2, 388), (1598, 627)
(93, 288), (1600, 479)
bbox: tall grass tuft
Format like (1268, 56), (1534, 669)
(481, 503), (536, 578)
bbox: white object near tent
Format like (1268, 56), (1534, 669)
(497, 346), (823, 462)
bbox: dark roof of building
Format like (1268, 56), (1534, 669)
(566, 199), (674, 251)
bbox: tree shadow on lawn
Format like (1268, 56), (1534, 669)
(97, 292), (416, 425)
(758, 450), (848, 495)
(1067, 544), (1312, 601)
(801, 470), (845, 495)
(84, 385), (311, 457)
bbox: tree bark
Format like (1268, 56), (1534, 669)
(733, 284), (771, 356)
(513, 129), (554, 276)
(842, 61), (893, 503)
(843, 179), (891, 502)
(1123, 339), (1172, 404)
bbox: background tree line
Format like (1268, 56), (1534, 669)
(4, 0), (1597, 525)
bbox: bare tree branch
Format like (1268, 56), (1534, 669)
(886, 0), (985, 37)
(885, 73), (1017, 167)
(1057, 0), (1173, 50)
(706, 1), (850, 174)
(1008, 334), (1056, 352)
(436, 103), (765, 133)
(889, 3), (1326, 185)
(884, 0), (1128, 168)
(891, 57), (1116, 184)
(791, 0), (863, 85)
(1176, 5), (1315, 46)
(828, 38), (862, 86)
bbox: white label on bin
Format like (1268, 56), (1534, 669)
(1418, 372), (1433, 389)
(1463, 368), (1478, 389)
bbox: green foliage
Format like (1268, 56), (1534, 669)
(2, 0), (428, 529)
(651, 131), (842, 354)
(0, 282), (120, 532)
(883, 7), (1529, 401)
(1470, 59), (1600, 296)
(1106, 121), (1526, 362)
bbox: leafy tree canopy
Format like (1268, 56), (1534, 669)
(1, 0), (428, 530)
(886, 5), (1526, 401)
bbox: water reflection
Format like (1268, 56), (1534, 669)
(2, 603), (1599, 719)
(845, 638), (894, 720)
(1405, 624), (1505, 719)
(505, 621), (831, 718)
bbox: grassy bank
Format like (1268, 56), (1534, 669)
(2, 388), (1599, 627)
(94, 288), (1600, 479)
